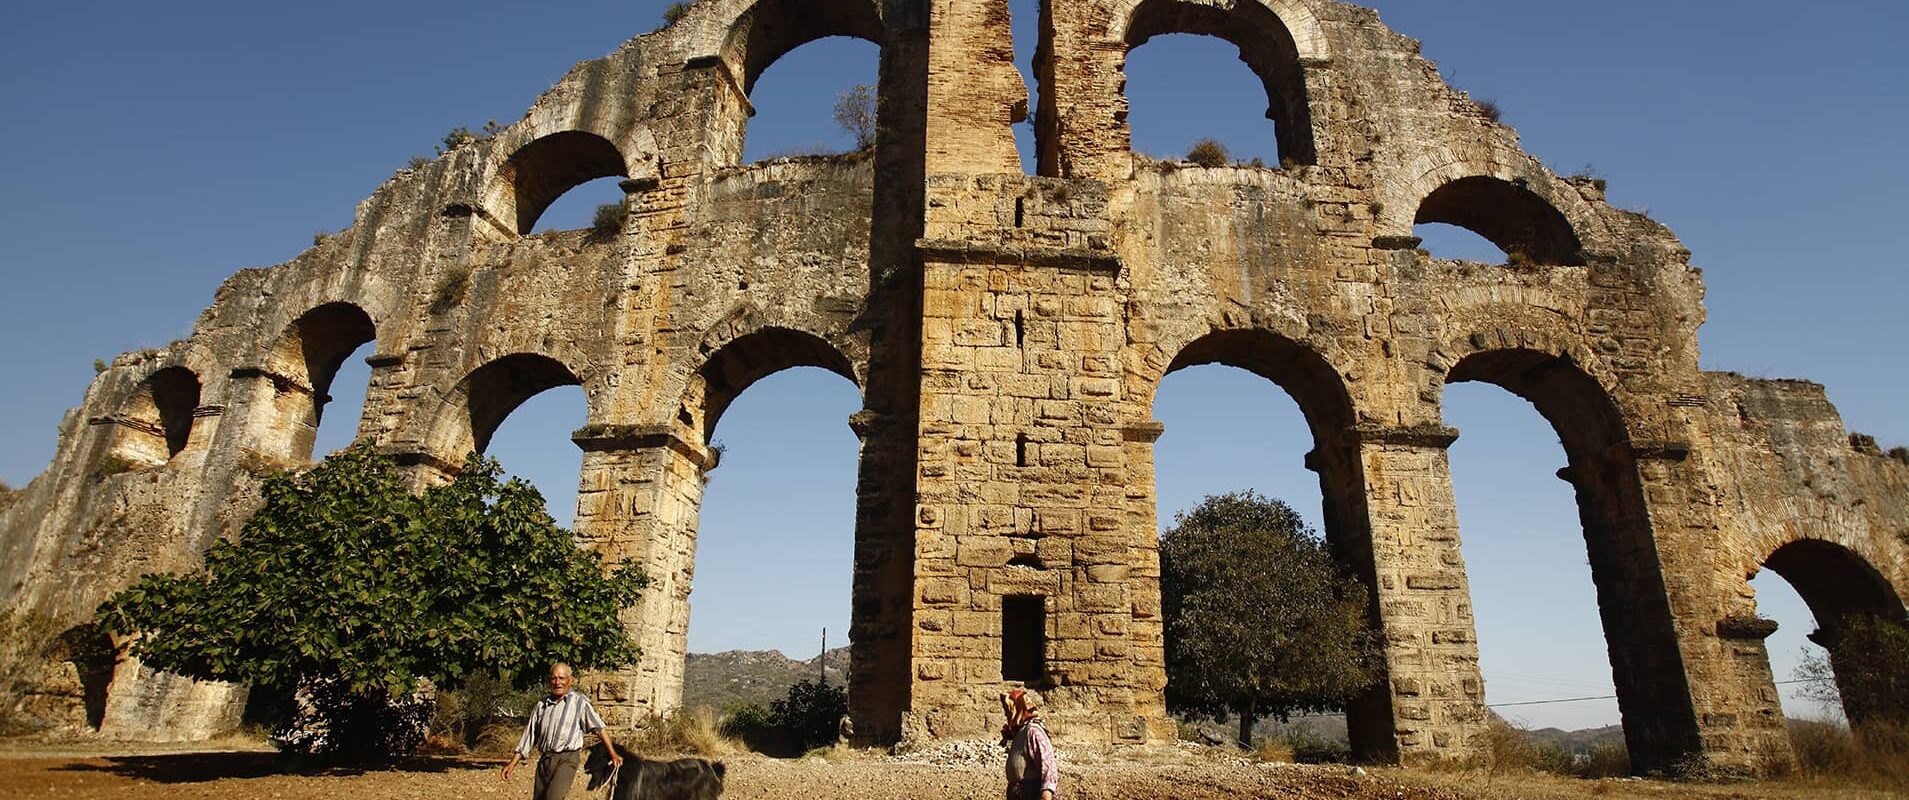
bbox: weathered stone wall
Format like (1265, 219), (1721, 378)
(2, 0), (1902, 774)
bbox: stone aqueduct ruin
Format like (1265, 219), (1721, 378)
(2, 0), (1904, 774)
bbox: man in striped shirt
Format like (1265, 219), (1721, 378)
(501, 663), (623, 800)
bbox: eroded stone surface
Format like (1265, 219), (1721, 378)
(1, 0), (1902, 774)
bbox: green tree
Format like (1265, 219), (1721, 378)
(832, 84), (877, 151)
(95, 443), (648, 760)
(1160, 491), (1376, 747)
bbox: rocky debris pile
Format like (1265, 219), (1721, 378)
(887, 738), (1006, 767)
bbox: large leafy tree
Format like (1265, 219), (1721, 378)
(96, 443), (647, 759)
(1161, 491), (1377, 747)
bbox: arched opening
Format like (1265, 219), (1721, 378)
(717, 0), (883, 165)
(688, 367), (861, 685)
(268, 303), (376, 462)
(1750, 569), (1838, 722)
(1758, 540), (1908, 728)
(1151, 330), (1378, 752)
(460, 354), (584, 455)
(1444, 382), (1622, 736)
(1445, 348), (1696, 773)
(107, 366), (201, 467)
(1124, 34), (1283, 166)
(530, 176), (629, 235)
(1119, 0), (1315, 167)
(1414, 177), (1582, 266)
(495, 132), (628, 235)
(673, 328), (868, 734)
(693, 328), (858, 441)
(309, 342), (373, 459)
(483, 385), (589, 527)
(740, 38), (880, 162)
(1151, 363), (1333, 743)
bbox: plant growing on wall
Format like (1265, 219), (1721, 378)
(833, 84), (877, 151)
(1161, 491), (1377, 748)
(96, 443), (648, 761)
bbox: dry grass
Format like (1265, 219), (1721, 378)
(1390, 766), (1904, 800)
(1783, 717), (1909, 791)
(620, 706), (737, 759)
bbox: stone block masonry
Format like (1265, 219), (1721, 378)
(2, 0), (1903, 777)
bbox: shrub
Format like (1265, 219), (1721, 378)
(438, 126), (479, 155)
(1890, 446), (1909, 464)
(429, 267), (471, 315)
(93, 359), (108, 374)
(92, 453), (137, 480)
(0, 480), (17, 514)
(407, 155), (431, 170)
(1283, 729), (1351, 764)
(1476, 99), (1503, 123)
(430, 670), (542, 750)
(591, 202), (628, 238)
(1186, 139), (1229, 167)
(721, 701), (780, 752)
(832, 84), (877, 151)
(663, 2), (690, 25)
(770, 679), (847, 753)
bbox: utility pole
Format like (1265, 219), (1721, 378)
(820, 627), (828, 684)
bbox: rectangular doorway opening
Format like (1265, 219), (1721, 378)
(1001, 595), (1046, 684)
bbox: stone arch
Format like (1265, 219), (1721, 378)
(1761, 538), (1907, 627)
(104, 366), (202, 467)
(691, 325), (863, 441)
(1415, 176), (1583, 265)
(249, 302), (378, 462)
(1144, 327), (1354, 440)
(1755, 538), (1908, 727)
(1114, 0), (1322, 165)
(1382, 156), (1611, 260)
(486, 131), (632, 235)
(1141, 327), (1395, 754)
(424, 353), (587, 463)
(672, 0), (884, 96)
(1439, 344), (1700, 772)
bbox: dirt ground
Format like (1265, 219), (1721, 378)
(0, 739), (1900, 800)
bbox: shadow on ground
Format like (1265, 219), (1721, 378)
(53, 752), (495, 783)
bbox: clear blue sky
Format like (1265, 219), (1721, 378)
(3, 1), (1903, 730)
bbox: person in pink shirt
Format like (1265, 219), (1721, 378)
(999, 689), (1059, 800)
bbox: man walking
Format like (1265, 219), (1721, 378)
(502, 663), (623, 800)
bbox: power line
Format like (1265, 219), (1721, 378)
(1485, 679), (1826, 709)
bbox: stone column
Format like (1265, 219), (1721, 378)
(1601, 443), (1788, 773)
(570, 424), (712, 727)
(1345, 424), (1488, 764)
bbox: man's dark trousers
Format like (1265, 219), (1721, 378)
(533, 749), (582, 800)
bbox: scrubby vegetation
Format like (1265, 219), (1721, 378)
(722, 678), (847, 756)
(1185, 138), (1230, 167)
(591, 202), (629, 238)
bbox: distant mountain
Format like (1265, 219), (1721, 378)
(1525, 724), (1626, 755)
(682, 646), (850, 711)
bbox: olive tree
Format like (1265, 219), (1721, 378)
(96, 443), (647, 760)
(1161, 491), (1377, 747)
